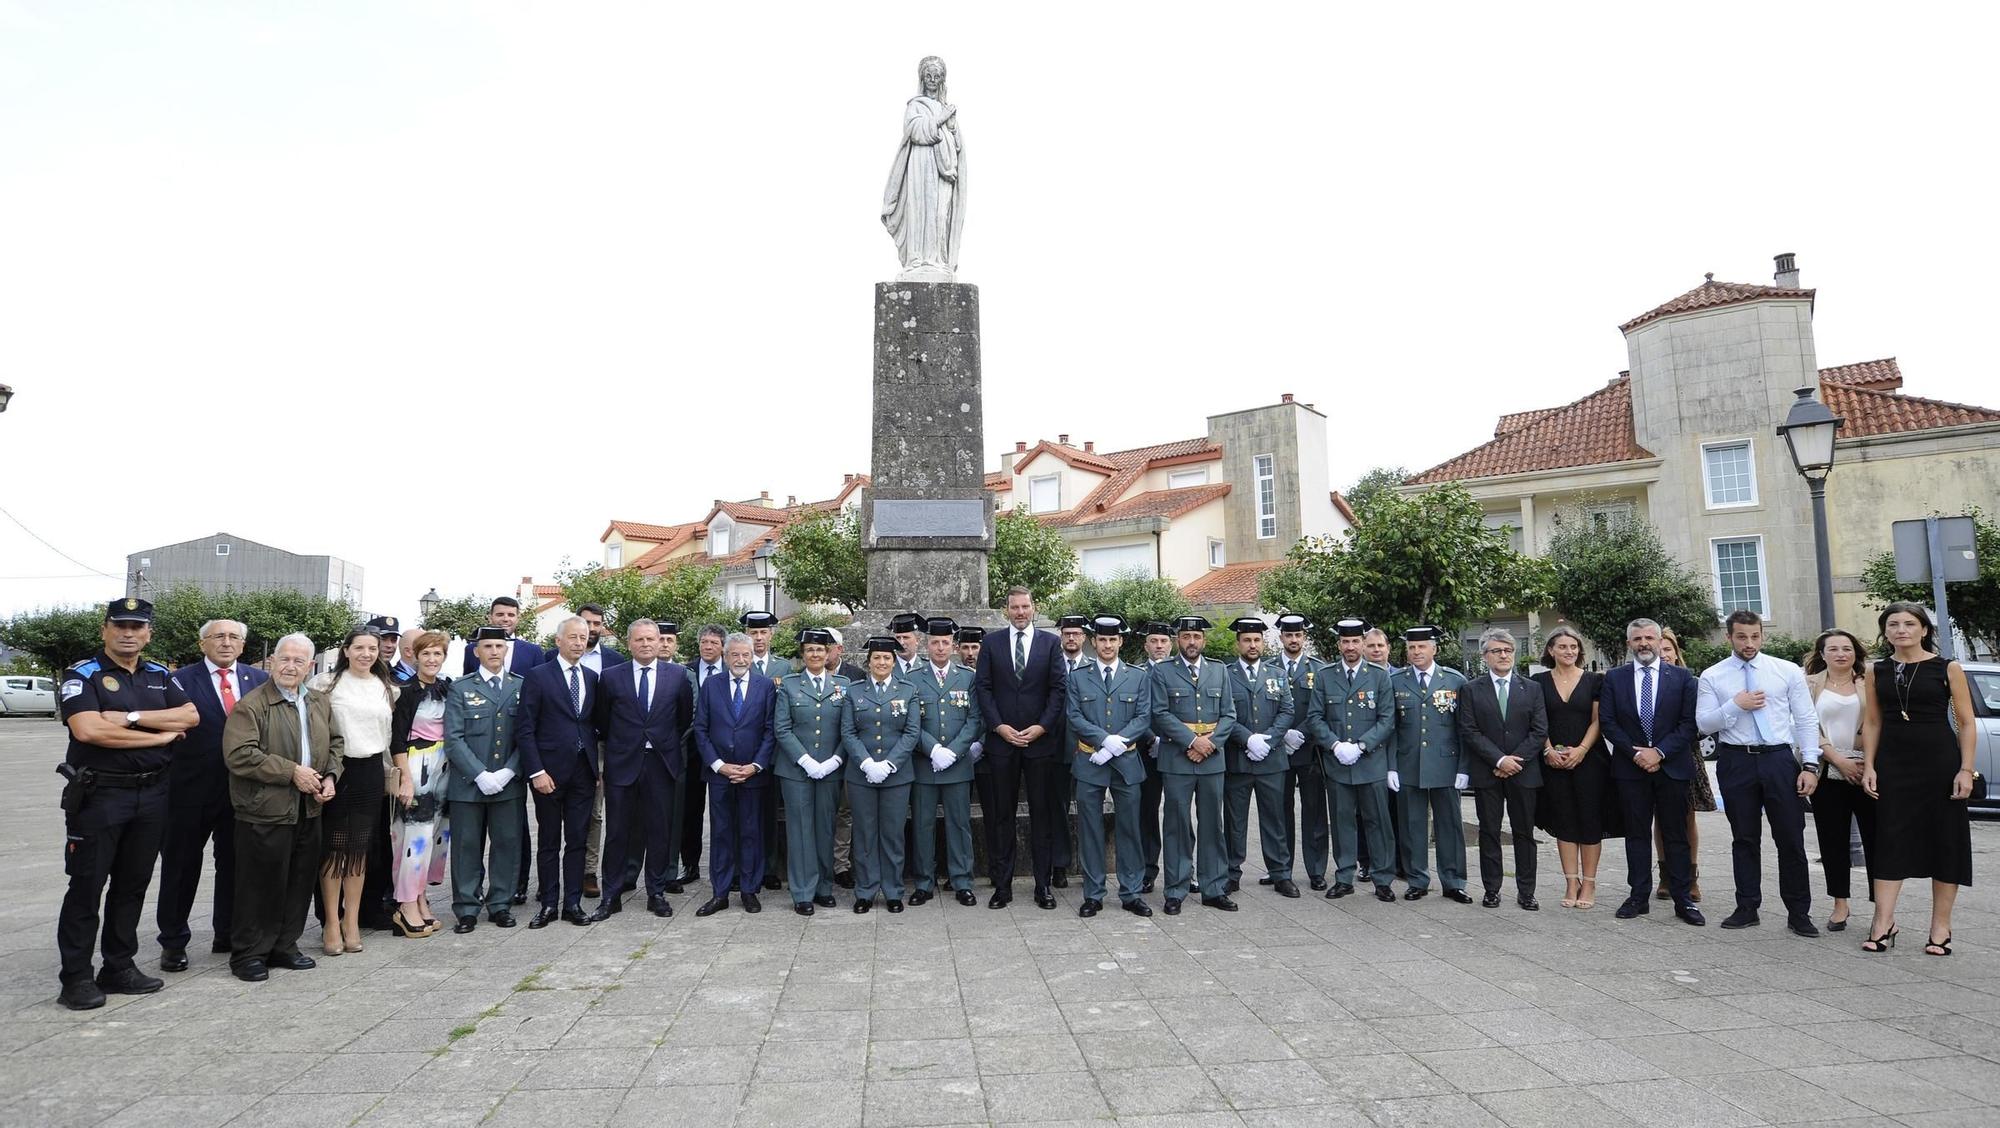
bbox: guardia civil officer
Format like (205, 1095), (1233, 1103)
(1305, 618), (1397, 902)
(772, 628), (849, 915)
(1388, 626), (1474, 903)
(55, 598), (200, 1010)
(1052, 614), (1090, 887)
(1149, 615), (1240, 913)
(1273, 614), (1327, 890)
(1134, 621), (1175, 892)
(844, 637), (919, 912)
(1066, 615), (1154, 917)
(906, 618), (983, 906)
(1222, 617), (1298, 898)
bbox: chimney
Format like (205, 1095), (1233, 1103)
(1083, 440), (1094, 453)
(1015, 440), (1027, 452)
(785, 494), (797, 507)
(1281, 393), (1294, 404)
(1773, 251), (1800, 289)
(1058, 433), (1070, 446)
(759, 490), (771, 505)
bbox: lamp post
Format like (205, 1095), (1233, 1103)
(1776, 385), (1844, 630)
(419, 587), (441, 624)
(751, 544), (777, 614)
(0, 383), (13, 412)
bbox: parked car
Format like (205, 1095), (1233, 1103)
(0, 675), (57, 715)
(1965, 661), (2000, 810)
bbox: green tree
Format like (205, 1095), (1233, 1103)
(235, 588), (362, 659)
(989, 507), (1079, 608)
(1344, 465), (1411, 514)
(1544, 504), (1719, 663)
(419, 594), (501, 642)
(0, 605), (106, 676)
(1259, 482), (1552, 657)
(1860, 506), (2000, 654)
(769, 607), (857, 661)
(1045, 570), (1191, 663)
(772, 508), (867, 612)
(557, 560), (733, 638)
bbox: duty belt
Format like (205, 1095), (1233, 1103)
(1076, 741), (1096, 755)
(1185, 723), (1217, 736)
(88, 767), (165, 788)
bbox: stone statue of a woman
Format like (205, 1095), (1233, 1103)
(881, 56), (965, 281)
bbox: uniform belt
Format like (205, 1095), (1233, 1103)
(1076, 741), (1096, 755)
(1717, 742), (1790, 755)
(1185, 723), (1217, 736)
(89, 768), (166, 788)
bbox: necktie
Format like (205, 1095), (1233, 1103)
(216, 667), (236, 715)
(488, 676), (500, 692)
(1102, 664), (1113, 691)
(567, 665), (582, 715)
(1014, 631), (1026, 674)
(732, 677), (744, 717)
(1189, 661), (1200, 685)
(704, 664), (716, 687)
(1496, 677), (1509, 720)
(1638, 664), (1655, 744)
(638, 665), (652, 711)
(1745, 660), (1775, 742)
(937, 667), (946, 689)
(1418, 669), (1429, 692)
(813, 676), (823, 696)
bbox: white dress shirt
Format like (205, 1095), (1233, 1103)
(205, 658), (241, 703)
(631, 661), (656, 746)
(556, 657), (589, 714)
(1630, 657), (1663, 725)
(1696, 651), (1820, 762)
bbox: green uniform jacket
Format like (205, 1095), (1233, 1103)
(841, 676), (919, 786)
(1390, 664), (1469, 790)
(750, 651), (792, 683)
(772, 671), (852, 782)
(1305, 660), (1395, 785)
(223, 681), (346, 824)
(442, 670), (525, 803)
(905, 662), (982, 785)
(1066, 661), (1153, 787)
(1279, 654), (1323, 752)
(1149, 657), (1239, 777)
(1224, 658), (1296, 776)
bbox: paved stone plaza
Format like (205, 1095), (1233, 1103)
(4, 718), (2000, 1127)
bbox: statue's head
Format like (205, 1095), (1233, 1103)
(918, 56), (947, 96)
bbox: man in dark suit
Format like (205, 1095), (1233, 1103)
(592, 618), (693, 920)
(462, 596), (547, 676)
(1601, 617), (1704, 925)
(1458, 627), (1549, 910)
(516, 616), (601, 927)
(693, 631), (777, 916)
(157, 618), (269, 972)
(678, 625), (730, 889)
(973, 585), (1070, 909)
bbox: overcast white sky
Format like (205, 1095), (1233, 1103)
(3, 3), (1996, 622)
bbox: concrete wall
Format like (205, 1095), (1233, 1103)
(1163, 498), (1227, 580)
(1207, 400), (1326, 564)
(128, 532), (361, 605)
(1826, 424), (2000, 634)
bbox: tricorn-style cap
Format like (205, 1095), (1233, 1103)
(1173, 615), (1212, 633)
(1229, 616), (1268, 636)
(1334, 618), (1369, 637)
(1402, 625), (1441, 643)
(797, 627), (835, 647)
(739, 610), (778, 629)
(1274, 613), (1311, 633)
(1089, 614), (1127, 636)
(864, 635), (900, 653)
(473, 626), (510, 642)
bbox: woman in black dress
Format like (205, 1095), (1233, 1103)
(1861, 602), (1978, 955)
(1532, 627), (1611, 909)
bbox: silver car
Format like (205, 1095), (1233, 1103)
(0, 675), (57, 715)
(1966, 661), (2000, 809)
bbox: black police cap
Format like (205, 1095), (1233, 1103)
(956, 626), (985, 644)
(739, 610), (778, 629)
(864, 635), (900, 653)
(473, 626), (510, 642)
(1089, 614), (1127, 636)
(1402, 625), (1441, 643)
(1056, 615), (1090, 630)
(1142, 621), (1173, 638)
(366, 615), (401, 636)
(1229, 616), (1268, 636)
(1173, 615), (1212, 633)
(888, 612), (926, 633)
(1334, 618), (1369, 637)
(105, 597), (153, 624)
(1274, 613), (1311, 633)
(797, 627), (835, 648)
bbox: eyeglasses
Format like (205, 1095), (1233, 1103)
(1485, 646), (1515, 655)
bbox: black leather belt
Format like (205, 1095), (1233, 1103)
(89, 768), (166, 788)
(1717, 742), (1790, 755)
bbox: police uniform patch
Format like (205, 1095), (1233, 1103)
(61, 680), (85, 700)
(123, 598), (139, 611)
(101, 675), (120, 693)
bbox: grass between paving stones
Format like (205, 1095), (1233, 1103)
(431, 965), (554, 1054)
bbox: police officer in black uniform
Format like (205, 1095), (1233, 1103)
(55, 597), (200, 1010)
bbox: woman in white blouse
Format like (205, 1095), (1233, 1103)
(1805, 628), (1875, 932)
(310, 628), (398, 955)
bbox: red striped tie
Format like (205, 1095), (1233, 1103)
(217, 667), (236, 715)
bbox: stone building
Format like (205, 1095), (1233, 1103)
(1405, 254), (2000, 654)
(126, 531), (363, 606)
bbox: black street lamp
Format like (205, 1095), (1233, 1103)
(1777, 385), (1844, 630)
(751, 544), (777, 614)
(0, 383), (13, 413)
(419, 587), (442, 623)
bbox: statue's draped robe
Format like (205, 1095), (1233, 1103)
(881, 96), (964, 276)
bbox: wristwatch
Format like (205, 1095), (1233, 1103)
(125, 711), (142, 729)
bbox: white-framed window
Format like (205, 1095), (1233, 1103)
(1587, 500), (1636, 532)
(1701, 440), (1758, 509)
(1168, 467), (1209, 489)
(606, 544), (623, 569)
(710, 523), (731, 556)
(1254, 454), (1277, 538)
(1030, 475), (1061, 514)
(1710, 535), (1769, 618)
(727, 580), (766, 610)
(215, 543), (231, 557)
(1208, 538), (1226, 568)
(1481, 512), (1523, 553)
(1079, 543), (1156, 580)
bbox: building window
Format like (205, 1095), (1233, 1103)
(1711, 536), (1768, 618)
(1254, 454), (1276, 539)
(710, 524), (730, 556)
(1168, 467), (1209, 489)
(215, 543), (231, 557)
(1481, 512), (1523, 553)
(1030, 475), (1061, 514)
(1587, 500), (1636, 532)
(1208, 538), (1225, 568)
(1701, 441), (1758, 509)
(1079, 544), (1155, 581)
(606, 544), (623, 569)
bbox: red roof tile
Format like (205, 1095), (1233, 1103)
(1181, 560), (1282, 606)
(1407, 376), (1655, 484)
(1011, 441), (1121, 476)
(1494, 406), (1565, 438)
(1826, 381), (2000, 438)
(1619, 277), (1814, 333)
(1330, 491), (1356, 525)
(1043, 484), (1231, 529)
(1820, 357), (1902, 391)
(602, 519), (696, 543)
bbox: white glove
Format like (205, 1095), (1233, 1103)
(967, 741), (982, 763)
(798, 754), (822, 777)
(1284, 729), (1305, 751)
(1100, 734), (1127, 757)
(929, 745), (957, 773)
(1333, 741), (1362, 766)
(1454, 773), (1469, 791)
(1386, 770), (1400, 793)
(491, 768), (515, 789)
(862, 758), (891, 785)
(474, 771), (502, 796)
(1247, 734), (1271, 760)
(1089, 748), (1113, 766)
(823, 755), (843, 775)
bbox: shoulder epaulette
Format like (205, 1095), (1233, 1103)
(69, 658), (102, 676)
(142, 660), (170, 674)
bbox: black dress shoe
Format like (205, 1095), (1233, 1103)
(743, 893), (762, 914)
(1405, 888), (1431, 901)
(160, 948), (189, 973)
(1518, 897), (1540, 912)
(1788, 915), (1821, 938)
(59, 980), (106, 1011)
(1357, 868), (1372, 883)
(1121, 899), (1153, 918)
(1273, 879), (1301, 898)
(648, 895), (673, 918)
(1443, 889), (1474, 905)
(1720, 909), (1761, 930)
(1328, 882), (1355, 899)
(1225, 879), (1241, 893)
(1258, 875), (1275, 885)
(1202, 894), (1239, 912)
(664, 880), (685, 895)
(1052, 867), (1069, 888)
(833, 869), (855, 888)
(1163, 897), (1183, 915)
(490, 910), (516, 928)
(1481, 892), (1502, 908)
(794, 902), (814, 916)
(815, 894), (838, 908)
(583, 875), (601, 899)
(853, 899), (872, 914)
(1078, 899), (1102, 918)
(695, 896), (730, 917)
(1034, 890), (1057, 910)
(1309, 876), (1328, 891)
(1615, 897), (1650, 919)
(909, 889), (934, 906)
(562, 906), (593, 926)
(269, 951), (316, 970)
(763, 874), (782, 891)
(96, 967), (163, 995)
(1675, 904), (1706, 926)
(955, 890), (977, 906)
(528, 906), (559, 928)
(232, 960), (269, 983)
(1141, 879), (1156, 894)
(1374, 886), (1396, 903)
(988, 888), (1012, 909)
(454, 916), (477, 934)
(589, 897), (623, 923)
(511, 892), (529, 905)
(885, 899), (903, 913)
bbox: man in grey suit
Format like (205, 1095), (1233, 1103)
(1459, 627), (1549, 910)
(1066, 615), (1154, 918)
(443, 627), (527, 932)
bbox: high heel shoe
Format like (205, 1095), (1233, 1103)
(342, 923), (365, 953)
(322, 931), (345, 957)
(1575, 877), (1596, 910)
(1862, 924), (1898, 953)
(391, 911), (432, 939)
(1924, 933), (1952, 956)
(1560, 873), (1580, 909)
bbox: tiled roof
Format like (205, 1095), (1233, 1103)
(1011, 441), (1121, 476)
(531, 585), (563, 599)
(1494, 406), (1565, 437)
(1181, 560), (1282, 606)
(1619, 277), (1814, 333)
(602, 519), (696, 543)
(1820, 357), (1902, 391)
(1043, 484), (1231, 528)
(1826, 381), (2000, 437)
(1330, 491), (1356, 525)
(1065, 438), (1222, 518)
(983, 470), (1008, 490)
(1406, 376), (1655, 484)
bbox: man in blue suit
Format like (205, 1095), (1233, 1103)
(591, 618), (693, 921)
(157, 619), (269, 972)
(693, 631), (776, 916)
(1601, 617), (1704, 925)
(517, 616), (601, 927)
(973, 585), (1071, 910)
(461, 596), (548, 676)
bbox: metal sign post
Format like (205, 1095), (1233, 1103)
(1891, 515), (1979, 660)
